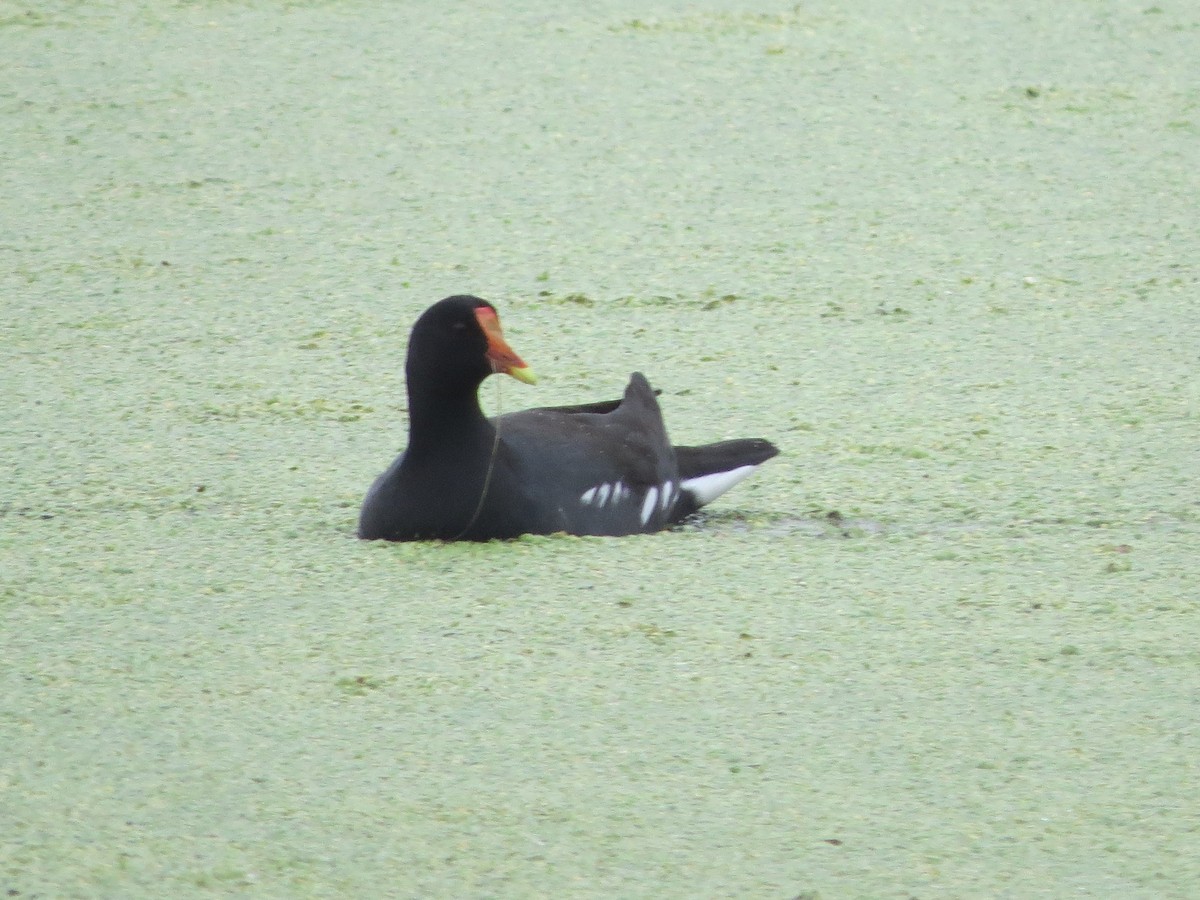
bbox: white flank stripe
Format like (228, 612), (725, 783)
(681, 465), (757, 506)
(581, 486), (597, 505)
(597, 483), (612, 507)
(660, 482), (674, 511)
(640, 487), (659, 525)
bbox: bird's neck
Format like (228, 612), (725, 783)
(405, 375), (494, 457)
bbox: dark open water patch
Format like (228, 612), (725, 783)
(680, 508), (889, 538)
(683, 506), (1199, 539)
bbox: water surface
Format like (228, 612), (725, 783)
(3, 1), (1198, 895)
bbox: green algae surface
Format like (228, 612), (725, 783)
(3, 1), (1198, 896)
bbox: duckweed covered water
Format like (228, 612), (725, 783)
(3, 1), (1198, 895)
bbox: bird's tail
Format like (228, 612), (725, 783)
(672, 438), (779, 518)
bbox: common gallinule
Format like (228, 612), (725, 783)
(358, 295), (778, 541)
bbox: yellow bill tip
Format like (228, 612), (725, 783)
(508, 365), (537, 385)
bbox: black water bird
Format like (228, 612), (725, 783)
(357, 295), (778, 541)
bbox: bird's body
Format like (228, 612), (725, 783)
(357, 296), (777, 541)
